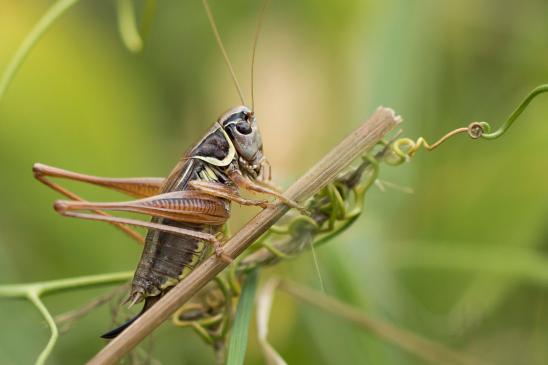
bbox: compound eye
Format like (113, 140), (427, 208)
(236, 121), (252, 135)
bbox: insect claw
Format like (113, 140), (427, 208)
(297, 207), (312, 216)
(212, 240), (233, 263)
(219, 253), (233, 264)
(215, 248), (233, 263)
(258, 200), (274, 209)
(296, 205), (311, 216)
(283, 199), (309, 215)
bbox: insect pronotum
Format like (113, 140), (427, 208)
(32, 0), (300, 339)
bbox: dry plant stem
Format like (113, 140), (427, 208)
(279, 281), (488, 365)
(87, 107), (401, 365)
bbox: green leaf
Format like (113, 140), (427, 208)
(226, 269), (259, 365)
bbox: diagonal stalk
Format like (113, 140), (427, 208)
(87, 106), (402, 365)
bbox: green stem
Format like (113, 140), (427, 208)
(0, 271), (133, 298)
(0, 283), (31, 297)
(28, 292), (59, 365)
(39, 271), (133, 295)
(481, 84), (548, 139)
(0, 0), (82, 103)
(0, 271), (133, 365)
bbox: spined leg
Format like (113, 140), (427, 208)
(33, 163), (164, 198)
(33, 163), (159, 243)
(227, 169), (307, 213)
(53, 191), (233, 262)
(188, 180), (272, 208)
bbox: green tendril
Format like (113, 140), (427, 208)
(389, 84), (548, 159)
(481, 84), (548, 139)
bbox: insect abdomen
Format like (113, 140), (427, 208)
(101, 222), (220, 339)
(130, 220), (219, 299)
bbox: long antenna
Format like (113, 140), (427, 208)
(250, 0), (271, 112)
(202, 0), (247, 106)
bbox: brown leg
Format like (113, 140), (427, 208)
(227, 170), (307, 213)
(53, 191), (233, 262)
(54, 190), (229, 225)
(55, 210), (231, 262)
(188, 180), (272, 209)
(33, 164), (149, 243)
(33, 163), (164, 198)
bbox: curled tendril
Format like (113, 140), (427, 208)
(390, 84), (547, 160)
(481, 84), (548, 139)
(171, 276), (236, 345)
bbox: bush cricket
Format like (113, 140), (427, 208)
(32, 0), (299, 339)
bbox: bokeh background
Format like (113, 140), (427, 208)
(1, 0), (547, 364)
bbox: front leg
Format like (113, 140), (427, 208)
(226, 168), (307, 213)
(189, 180), (272, 209)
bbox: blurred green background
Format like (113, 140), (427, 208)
(1, 0), (547, 364)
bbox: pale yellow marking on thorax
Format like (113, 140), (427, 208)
(190, 127), (236, 167)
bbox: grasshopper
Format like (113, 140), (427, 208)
(32, 0), (301, 339)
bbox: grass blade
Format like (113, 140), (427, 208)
(226, 269), (259, 365)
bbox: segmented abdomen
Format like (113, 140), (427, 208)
(130, 219), (222, 299)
